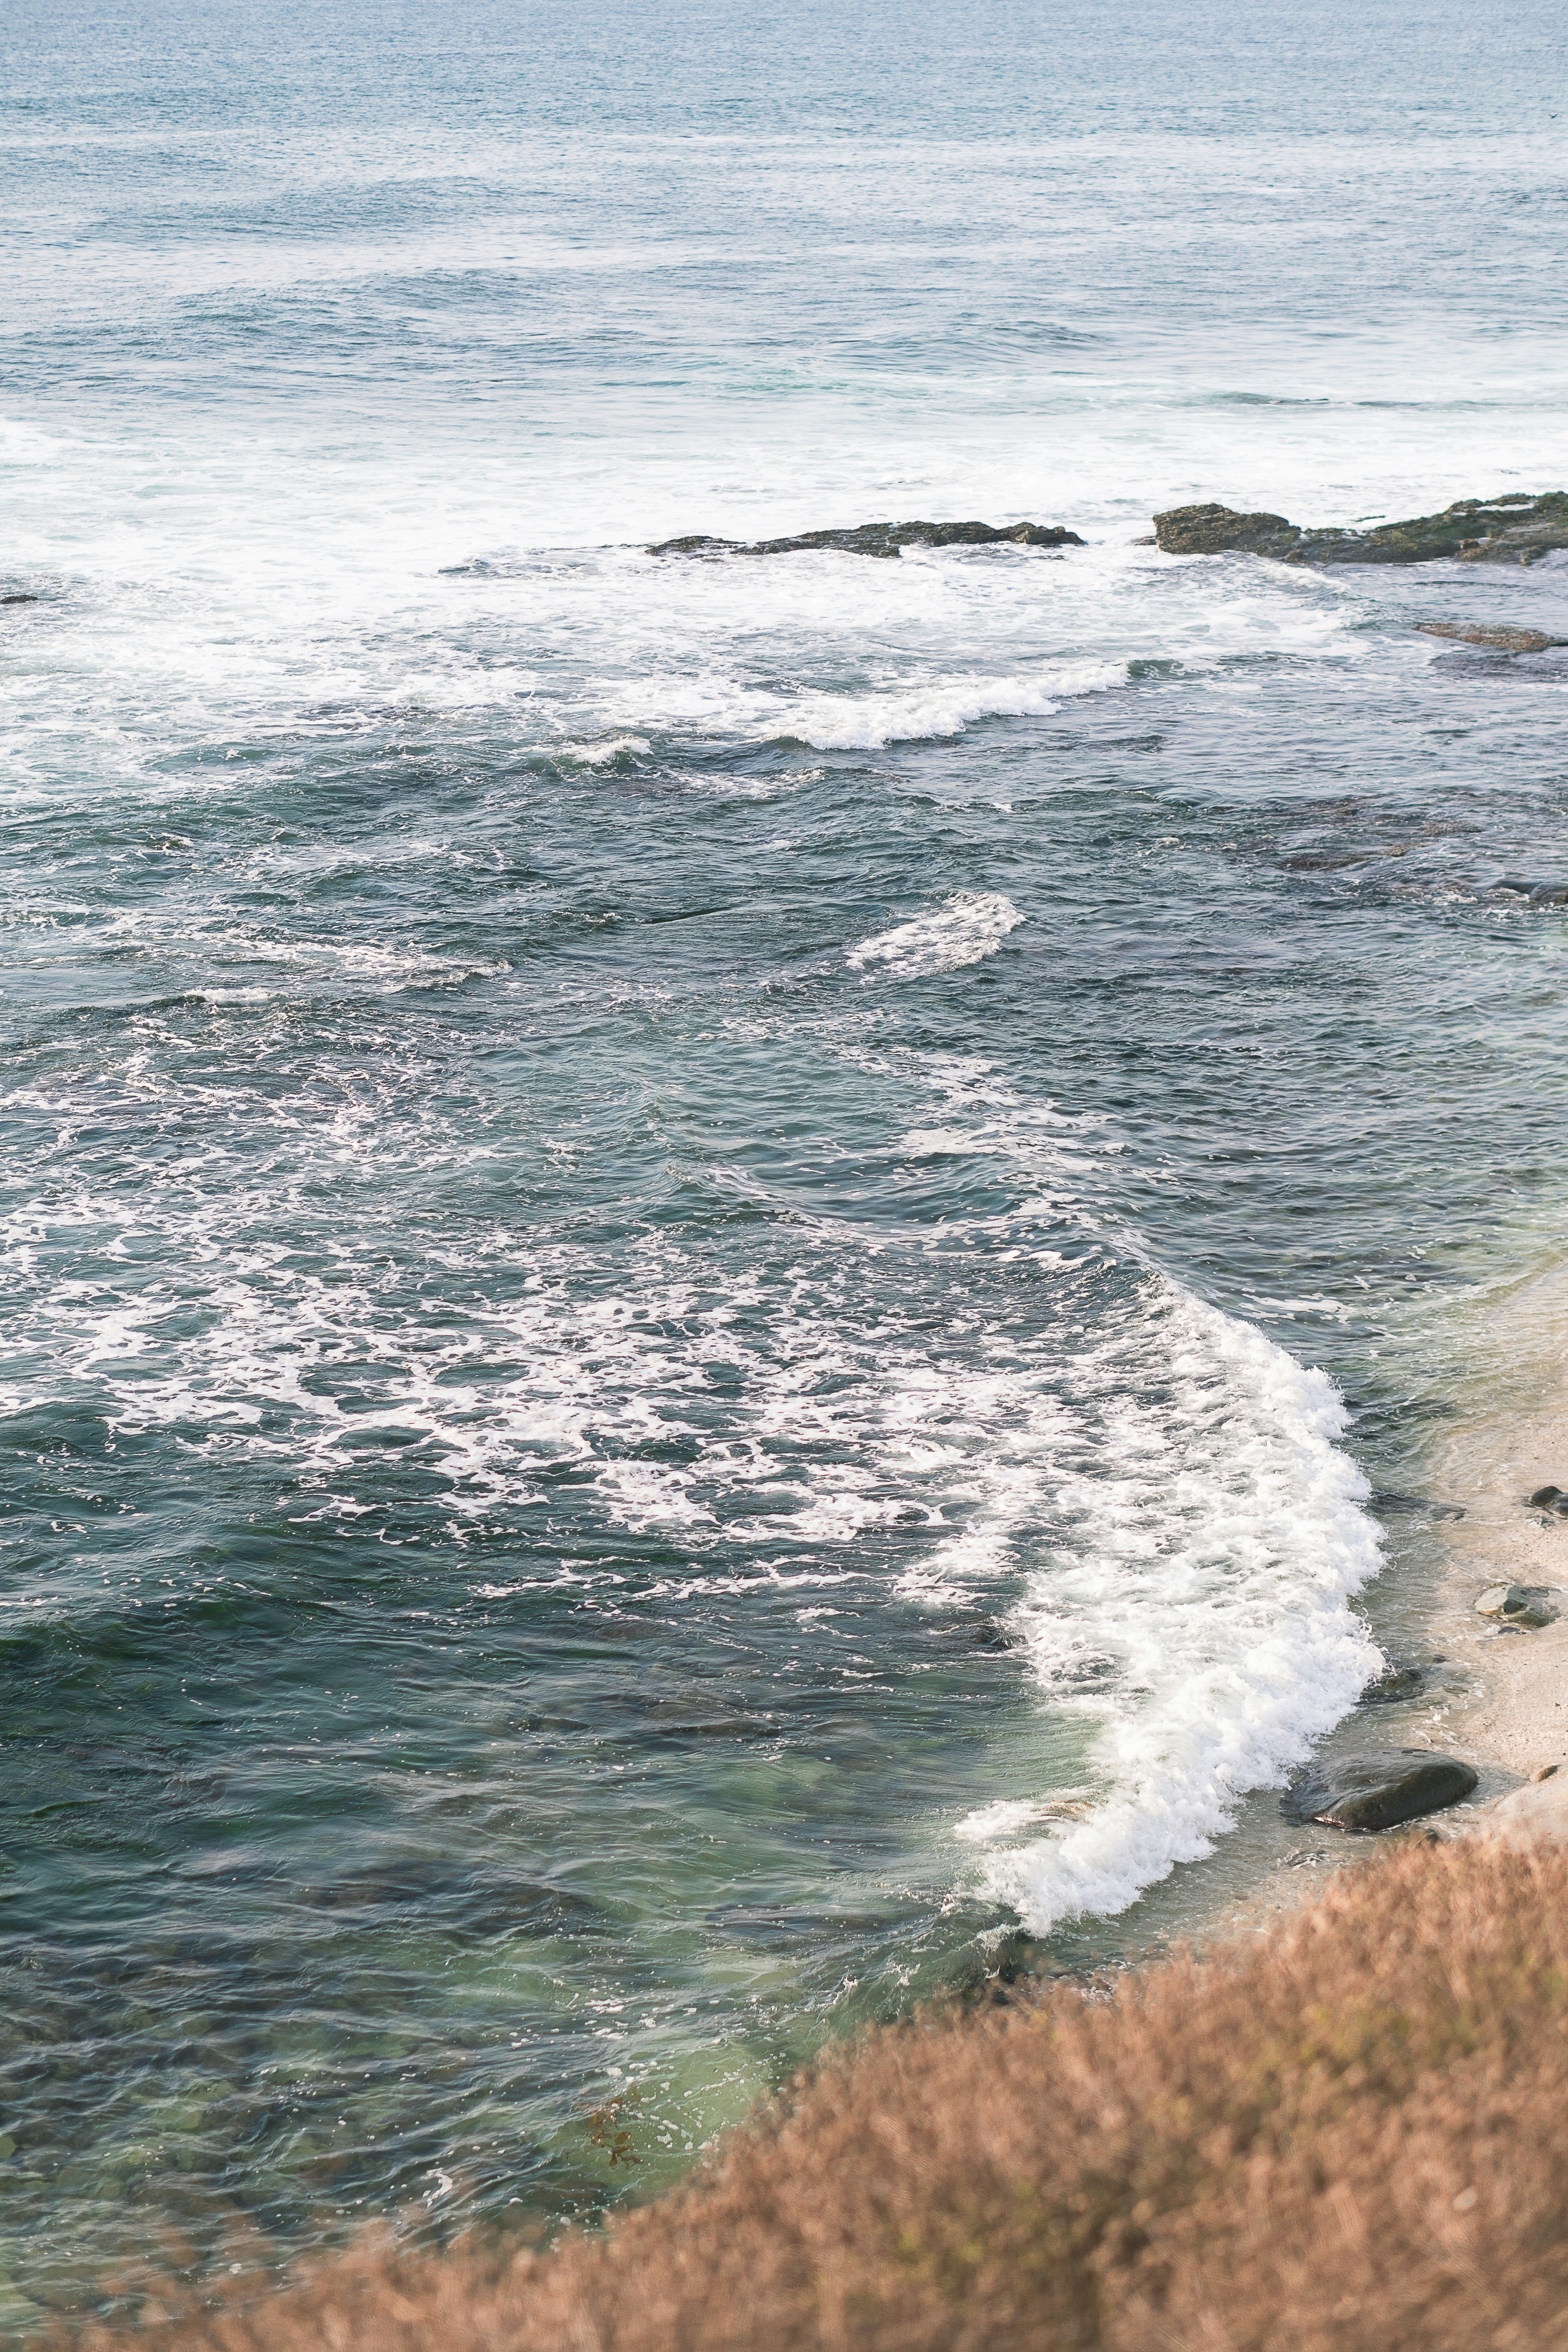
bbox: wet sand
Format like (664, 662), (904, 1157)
(1430, 1259), (1568, 1793)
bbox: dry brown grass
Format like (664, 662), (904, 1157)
(73, 1838), (1568, 2352)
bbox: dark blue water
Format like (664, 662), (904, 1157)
(4, 0), (1568, 2322)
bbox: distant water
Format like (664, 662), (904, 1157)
(4, 0), (1568, 2320)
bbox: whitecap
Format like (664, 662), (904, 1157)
(762, 661), (1125, 750)
(847, 891), (1026, 980)
(553, 735), (651, 764)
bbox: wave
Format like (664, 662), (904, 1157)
(0, 1027), (1382, 1946)
(955, 1290), (1384, 1934)
(761, 661), (1125, 751)
(807, 1051), (1386, 1938)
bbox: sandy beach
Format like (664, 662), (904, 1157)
(1200, 1267), (1568, 1942)
(1426, 1260), (1568, 1802)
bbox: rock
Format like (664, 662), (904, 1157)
(646, 519), (1086, 560)
(1281, 1751), (1479, 1832)
(1416, 622), (1568, 653)
(971, 1619), (1020, 1651)
(1370, 1489), (1466, 1522)
(1356, 1662), (1427, 1706)
(645, 534), (746, 557)
(1528, 1483), (1566, 1508)
(0, 593), (38, 606)
(1474, 1582), (1560, 1628)
(1152, 490), (1568, 567)
(1150, 504), (1301, 557)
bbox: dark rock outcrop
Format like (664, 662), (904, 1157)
(647, 520), (1085, 560)
(1528, 1484), (1568, 1510)
(1153, 491), (1568, 567)
(1149, 505), (1302, 559)
(1417, 622), (1568, 653)
(1281, 1751), (1478, 1832)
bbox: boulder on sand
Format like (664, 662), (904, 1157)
(1281, 1751), (1478, 1832)
(1474, 1583), (1560, 1628)
(1152, 491), (1568, 566)
(647, 520), (1085, 559)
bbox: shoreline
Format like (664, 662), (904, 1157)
(1172, 1259), (1568, 1948)
(1427, 1257), (1568, 1786)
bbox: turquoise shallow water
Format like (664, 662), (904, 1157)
(4, 0), (1568, 2321)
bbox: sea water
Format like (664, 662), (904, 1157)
(4, 0), (1568, 2319)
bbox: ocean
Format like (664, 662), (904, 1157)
(4, 0), (1568, 2319)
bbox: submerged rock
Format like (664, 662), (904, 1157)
(1370, 1489), (1466, 1523)
(1475, 1582), (1560, 1628)
(1356, 1662), (1427, 1706)
(1281, 1751), (1478, 1832)
(1416, 622), (1568, 653)
(646, 519), (1085, 559)
(1152, 491), (1568, 567)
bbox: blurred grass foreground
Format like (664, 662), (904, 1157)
(68, 1839), (1568, 2352)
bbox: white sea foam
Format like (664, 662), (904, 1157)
(952, 1290), (1383, 1933)
(0, 430), (1376, 809)
(848, 892), (1026, 979)
(754, 660), (1126, 750)
(12, 1052), (1375, 1895)
(554, 735), (652, 764)
(844, 1052), (1387, 1933)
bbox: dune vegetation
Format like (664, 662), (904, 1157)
(70, 1835), (1568, 2352)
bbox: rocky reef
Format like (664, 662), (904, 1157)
(1153, 491), (1568, 566)
(1416, 621), (1568, 653)
(647, 519), (1085, 559)
(646, 494), (1568, 566)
